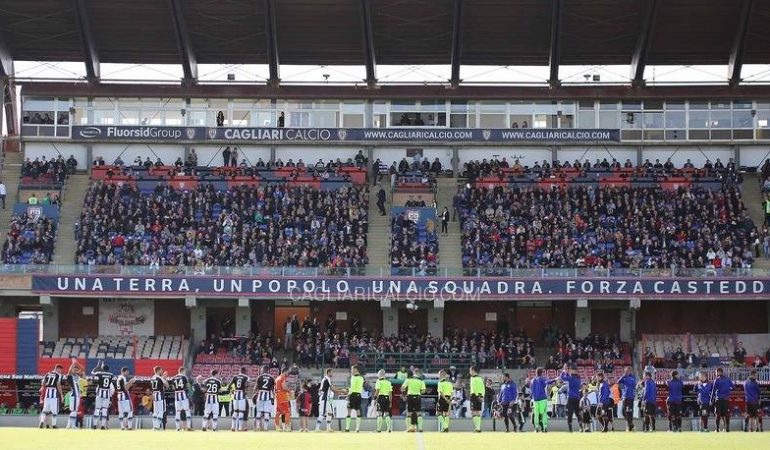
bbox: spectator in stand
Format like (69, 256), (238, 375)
(0, 180), (5, 210)
(390, 211), (438, 275)
(2, 212), (57, 264)
(733, 341), (747, 366)
(22, 156), (68, 184)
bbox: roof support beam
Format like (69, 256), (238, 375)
(72, 0), (100, 82)
(449, 0), (464, 88)
(263, 0), (280, 88)
(548, 0), (562, 88)
(728, 0), (753, 87)
(169, 0), (198, 85)
(359, 0), (377, 88)
(0, 33), (15, 135)
(630, 0), (658, 87)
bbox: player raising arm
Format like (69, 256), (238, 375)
(65, 358), (83, 430)
(150, 366), (169, 431)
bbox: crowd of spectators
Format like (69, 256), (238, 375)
(390, 210), (438, 275)
(1, 211), (57, 264)
(458, 182), (756, 270)
(74, 181), (369, 268)
(545, 333), (624, 372)
(21, 155), (76, 183)
(463, 157), (739, 182)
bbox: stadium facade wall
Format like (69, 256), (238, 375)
(636, 301), (768, 338)
(0, 319), (18, 374)
(55, 298), (190, 338)
(276, 146), (364, 165)
(192, 145), (271, 167)
(15, 319), (38, 375)
(23, 142), (88, 170)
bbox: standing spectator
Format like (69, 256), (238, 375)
(192, 376), (204, 416)
(377, 185), (387, 216)
(222, 147), (231, 167)
(278, 112), (285, 128)
(483, 378), (495, 418)
(216, 111), (225, 127)
(284, 317), (294, 350)
(141, 389), (152, 415)
(733, 341), (747, 365)
(0, 180), (5, 210)
(230, 147), (238, 167)
(441, 207), (449, 235)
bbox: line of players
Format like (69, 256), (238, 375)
(36, 360), (764, 433)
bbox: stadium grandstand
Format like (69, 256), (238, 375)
(0, 0), (769, 440)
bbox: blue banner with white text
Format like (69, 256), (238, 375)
(70, 126), (620, 143)
(31, 275), (770, 300)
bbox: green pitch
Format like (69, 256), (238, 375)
(0, 428), (764, 450)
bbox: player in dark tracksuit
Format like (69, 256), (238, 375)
(743, 370), (761, 432)
(642, 372), (657, 432)
(596, 371), (613, 432)
(666, 371), (684, 432)
(559, 365), (582, 433)
(617, 368), (637, 431)
(710, 367), (734, 432)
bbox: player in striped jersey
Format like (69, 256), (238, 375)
(315, 368), (343, 432)
(66, 358), (83, 430)
(202, 369), (223, 431)
(253, 366), (275, 431)
(171, 367), (193, 431)
(115, 367), (136, 430)
(229, 367), (250, 432)
(91, 361), (114, 430)
(150, 366), (169, 430)
(39, 364), (63, 429)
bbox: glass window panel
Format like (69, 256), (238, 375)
(188, 111), (207, 126)
(710, 101), (730, 110)
(373, 113), (387, 128)
(533, 114), (549, 128)
(313, 111), (338, 127)
(622, 101), (642, 110)
(419, 100), (445, 112)
(94, 109), (116, 125)
(644, 101), (664, 110)
(665, 111), (685, 128)
(118, 97), (142, 107)
(665, 101), (685, 110)
(343, 114), (364, 128)
(450, 101), (469, 112)
(73, 97), (89, 107)
(757, 110), (770, 128)
(559, 115), (574, 128)
(711, 110), (731, 128)
(578, 101), (595, 110)
(373, 101), (388, 113)
(165, 112), (183, 126)
(509, 114), (530, 128)
(733, 100), (752, 109)
(289, 112), (311, 127)
(599, 111), (618, 128)
(390, 100), (416, 112)
(449, 113), (467, 128)
(755, 101), (770, 109)
(600, 101), (619, 110)
(119, 110), (140, 125)
(509, 103), (535, 114)
(189, 98), (208, 106)
(733, 109), (753, 128)
(578, 110), (595, 128)
(250, 110), (274, 127)
(341, 101), (364, 113)
(479, 113), (506, 128)
(689, 101), (709, 110)
(478, 101), (506, 113)
(621, 112), (642, 129)
(24, 98), (55, 111)
(642, 112), (663, 129)
(688, 110), (709, 128)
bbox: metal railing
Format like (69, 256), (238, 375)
(650, 367), (770, 383)
(351, 352), (474, 373)
(3, 264), (770, 278)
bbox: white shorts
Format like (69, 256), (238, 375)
(319, 398), (331, 416)
(153, 400), (166, 418)
(69, 395), (80, 416)
(232, 399), (247, 413)
(95, 397), (110, 414)
(204, 402), (220, 419)
(118, 399), (133, 417)
(175, 399), (190, 413)
(42, 397), (59, 415)
(255, 400), (273, 414)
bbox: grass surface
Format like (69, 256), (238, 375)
(1, 427), (767, 450)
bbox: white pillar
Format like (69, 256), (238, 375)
(381, 300), (398, 336)
(620, 309), (634, 343)
(236, 298), (250, 336)
(575, 302), (590, 339)
(428, 304), (444, 338)
(189, 299), (206, 342)
(42, 299), (59, 341)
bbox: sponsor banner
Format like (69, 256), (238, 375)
(98, 298), (154, 336)
(72, 126), (620, 143)
(31, 275), (770, 300)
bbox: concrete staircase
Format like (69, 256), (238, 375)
(740, 173), (770, 269)
(366, 184), (391, 275)
(52, 174), (91, 265)
(0, 152), (23, 241)
(435, 178), (463, 273)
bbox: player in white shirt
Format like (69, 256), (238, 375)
(91, 361), (114, 430)
(115, 367), (136, 430)
(203, 369), (223, 431)
(65, 358), (83, 429)
(150, 366), (169, 430)
(315, 368), (343, 432)
(253, 366), (275, 431)
(170, 367), (193, 431)
(40, 364), (64, 429)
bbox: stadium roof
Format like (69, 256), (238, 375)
(1, 0), (770, 87)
